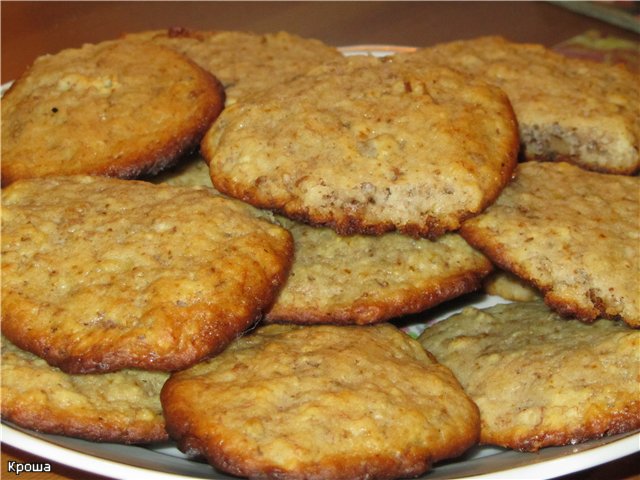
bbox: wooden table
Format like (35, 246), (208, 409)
(1, 2), (639, 479)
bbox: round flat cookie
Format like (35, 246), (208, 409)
(267, 218), (492, 324)
(123, 28), (341, 105)
(1, 176), (293, 373)
(1, 39), (224, 186)
(1, 335), (168, 443)
(418, 302), (640, 451)
(396, 36), (640, 174)
(460, 161), (639, 327)
(161, 323), (479, 480)
(203, 55), (519, 238)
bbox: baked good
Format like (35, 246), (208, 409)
(1, 176), (293, 373)
(396, 36), (640, 174)
(1, 39), (224, 186)
(483, 270), (541, 302)
(1, 335), (168, 443)
(460, 161), (639, 326)
(123, 28), (341, 104)
(204, 55), (518, 237)
(418, 302), (640, 451)
(267, 218), (492, 324)
(161, 323), (479, 479)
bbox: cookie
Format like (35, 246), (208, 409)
(161, 323), (479, 479)
(460, 162), (639, 327)
(203, 55), (519, 238)
(396, 36), (640, 174)
(1, 335), (168, 443)
(418, 302), (640, 451)
(1, 176), (293, 373)
(1, 39), (224, 186)
(267, 218), (492, 324)
(123, 28), (341, 105)
(483, 270), (541, 302)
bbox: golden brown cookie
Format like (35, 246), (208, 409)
(123, 28), (341, 105)
(1, 335), (168, 443)
(419, 302), (640, 451)
(397, 36), (640, 174)
(460, 162), (639, 327)
(161, 324), (480, 480)
(204, 55), (518, 238)
(1, 176), (293, 373)
(1, 39), (224, 186)
(267, 218), (492, 324)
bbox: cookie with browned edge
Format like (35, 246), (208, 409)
(203, 55), (518, 238)
(162, 323), (480, 480)
(1, 39), (224, 186)
(1, 176), (293, 373)
(1, 335), (168, 443)
(460, 161), (639, 327)
(419, 302), (640, 451)
(266, 218), (492, 324)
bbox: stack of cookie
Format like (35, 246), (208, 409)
(1, 28), (638, 480)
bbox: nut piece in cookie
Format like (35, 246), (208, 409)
(123, 28), (341, 105)
(1, 335), (168, 443)
(267, 218), (493, 324)
(396, 36), (640, 174)
(1, 39), (225, 186)
(460, 161), (639, 327)
(203, 55), (518, 238)
(419, 302), (640, 451)
(161, 324), (480, 480)
(1, 176), (293, 373)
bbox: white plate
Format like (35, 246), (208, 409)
(2, 46), (638, 480)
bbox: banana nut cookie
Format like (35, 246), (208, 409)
(1, 335), (168, 443)
(396, 36), (640, 174)
(267, 218), (492, 324)
(161, 324), (480, 480)
(204, 55), (519, 238)
(1, 176), (293, 373)
(460, 162), (639, 327)
(1, 39), (224, 186)
(123, 28), (341, 104)
(419, 302), (640, 451)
